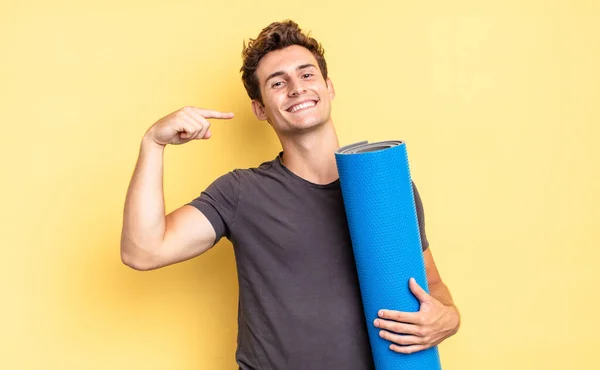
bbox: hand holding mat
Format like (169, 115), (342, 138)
(335, 140), (442, 370)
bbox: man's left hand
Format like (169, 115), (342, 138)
(374, 277), (460, 354)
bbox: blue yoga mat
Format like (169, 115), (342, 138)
(335, 140), (441, 370)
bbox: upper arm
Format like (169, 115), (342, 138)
(136, 205), (217, 270)
(123, 205), (217, 271)
(163, 204), (217, 259)
(151, 171), (240, 270)
(152, 171), (240, 270)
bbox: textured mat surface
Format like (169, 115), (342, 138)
(335, 141), (442, 370)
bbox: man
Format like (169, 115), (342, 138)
(121, 20), (460, 369)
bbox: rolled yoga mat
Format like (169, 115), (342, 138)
(335, 140), (442, 370)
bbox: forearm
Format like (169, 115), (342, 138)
(120, 135), (167, 262)
(429, 280), (454, 307)
(429, 280), (461, 332)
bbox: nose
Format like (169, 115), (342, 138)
(288, 78), (306, 97)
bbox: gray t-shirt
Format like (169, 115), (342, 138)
(188, 153), (429, 370)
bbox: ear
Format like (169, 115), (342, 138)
(251, 100), (269, 121)
(326, 77), (336, 101)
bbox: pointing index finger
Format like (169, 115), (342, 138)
(193, 108), (235, 119)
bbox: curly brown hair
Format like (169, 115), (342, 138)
(240, 20), (328, 104)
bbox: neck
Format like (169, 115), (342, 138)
(277, 121), (340, 185)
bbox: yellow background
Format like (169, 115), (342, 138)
(2, 0), (599, 369)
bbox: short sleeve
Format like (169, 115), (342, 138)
(412, 182), (429, 251)
(187, 171), (241, 245)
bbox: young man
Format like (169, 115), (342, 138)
(121, 20), (460, 370)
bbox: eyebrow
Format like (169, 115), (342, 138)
(264, 63), (317, 86)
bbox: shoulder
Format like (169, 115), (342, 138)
(228, 156), (281, 181)
(206, 156), (279, 189)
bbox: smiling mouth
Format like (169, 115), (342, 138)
(287, 100), (318, 113)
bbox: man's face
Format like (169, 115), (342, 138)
(251, 45), (335, 135)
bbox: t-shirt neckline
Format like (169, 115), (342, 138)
(275, 152), (340, 189)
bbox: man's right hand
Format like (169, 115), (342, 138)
(145, 106), (235, 146)
(122, 106), (233, 270)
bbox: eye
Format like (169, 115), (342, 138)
(271, 81), (285, 88)
(302, 73), (313, 79)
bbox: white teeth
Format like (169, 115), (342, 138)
(289, 101), (316, 113)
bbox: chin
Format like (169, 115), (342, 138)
(294, 111), (329, 126)
(287, 118), (327, 133)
